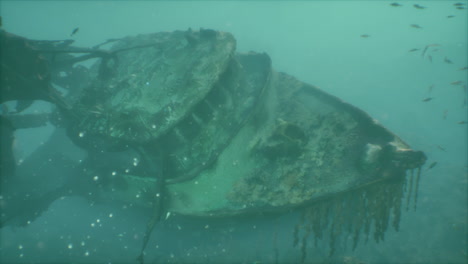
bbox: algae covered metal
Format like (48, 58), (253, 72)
(67, 29), (426, 219)
(0, 28), (427, 261)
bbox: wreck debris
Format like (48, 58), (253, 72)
(1, 29), (427, 262)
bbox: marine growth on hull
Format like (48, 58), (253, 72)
(0, 28), (427, 262)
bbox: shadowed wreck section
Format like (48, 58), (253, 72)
(0, 28), (426, 263)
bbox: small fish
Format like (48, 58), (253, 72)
(408, 48), (420, 52)
(360, 34), (370, 38)
(459, 66), (468, 71)
(451, 81), (463, 85)
(437, 145), (446, 151)
(390, 2), (402, 7)
(427, 161), (437, 170)
(458, 121), (467, 124)
(444, 57), (453, 64)
(432, 48), (439, 52)
(454, 2), (466, 6)
(422, 97), (433, 102)
(410, 24), (423, 29)
(447, 15), (455, 18)
(413, 4), (426, 9)
(428, 55), (432, 63)
(456, 6), (466, 10)
(427, 84), (434, 94)
(70, 27), (79, 37)
(442, 109), (448, 120)
(421, 45), (429, 57)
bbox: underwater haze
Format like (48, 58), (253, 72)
(0, 1), (467, 264)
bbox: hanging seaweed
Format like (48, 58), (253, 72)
(293, 172), (413, 263)
(406, 169), (414, 211)
(413, 167), (422, 210)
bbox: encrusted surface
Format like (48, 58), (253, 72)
(70, 30), (425, 218)
(73, 29), (236, 144)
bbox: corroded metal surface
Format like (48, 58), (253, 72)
(163, 71), (426, 216)
(86, 43), (426, 216)
(1, 29), (425, 219)
(1, 29), (428, 260)
(72, 29), (236, 145)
